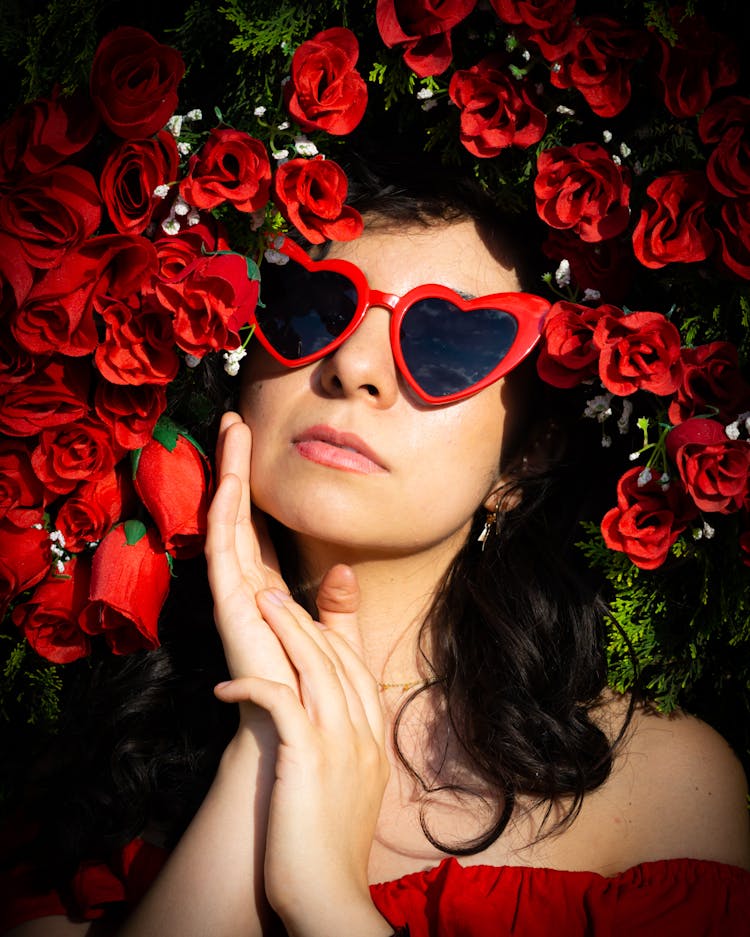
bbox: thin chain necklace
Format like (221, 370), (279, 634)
(377, 678), (430, 692)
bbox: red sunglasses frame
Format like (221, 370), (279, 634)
(254, 236), (550, 405)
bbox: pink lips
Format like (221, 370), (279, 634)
(293, 424), (387, 475)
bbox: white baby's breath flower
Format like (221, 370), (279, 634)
(629, 451), (641, 461)
(249, 210), (265, 231)
(186, 210), (200, 227)
(167, 114), (183, 137)
(277, 121), (290, 131)
(619, 142), (632, 158)
(659, 472), (671, 488)
(554, 258), (571, 287)
(421, 99), (438, 112)
(55, 559), (66, 574)
(153, 184), (170, 199)
(173, 196), (191, 217)
(186, 108), (202, 121)
(602, 130), (613, 142)
(223, 346), (248, 376)
(272, 149), (289, 161)
(556, 105), (575, 115)
(417, 88), (434, 100)
(264, 248), (289, 266)
(702, 521), (716, 539)
(254, 105), (267, 117)
(184, 354), (202, 368)
(617, 398), (634, 434)
(726, 421), (741, 440)
(637, 467), (653, 487)
(521, 49), (531, 61)
(294, 135), (319, 157)
(582, 288), (601, 302)
(177, 141), (192, 156)
(584, 393), (613, 422)
(551, 62), (562, 73)
(612, 154), (622, 166)
(601, 434), (612, 448)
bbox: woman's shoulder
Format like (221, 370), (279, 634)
(594, 694), (750, 871)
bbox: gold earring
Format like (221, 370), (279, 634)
(478, 507), (498, 549)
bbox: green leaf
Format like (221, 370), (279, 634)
(123, 519), (148, 546)
(152, 416), (182, 452)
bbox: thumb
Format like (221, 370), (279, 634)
(315, 564), (362, 651)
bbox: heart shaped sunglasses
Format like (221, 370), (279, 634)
(252, 236), (550, 405)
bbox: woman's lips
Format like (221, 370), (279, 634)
(293, 425), (388, 474)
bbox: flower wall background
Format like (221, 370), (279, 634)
(1, 0), (749, 801)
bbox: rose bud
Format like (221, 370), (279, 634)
(0, 520), (51, 617)
(79, 521), (170, 654)
(12, 556), (92, 663)
(133, 422), (211, 559)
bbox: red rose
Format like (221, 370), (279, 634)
(0, 439), (45, 527)
(12, 557), (92, 663)
(593, 310), (683, 397)
(11, 248), (100, 357)
(668, 342), (750, 426)
(601, 468), (697, 569)
(101, 131), (179, 234)
(699, 96), (750, 199)
(542, 230), (634, 303)
(632, 171), (715, 269)
(273, 157), (364, 245)
(549, 16), (648, 118)
(180, 129), (271, 213)
(31, 416), (118, 496)
(152, 223), (229, 283)
(155, 252), (258, 357)
(666, 418), (750, 515)
(653, 10), (739, 119)
(89, 27), (185, 139)
(0, 233), (34, 316)
(285, 28), (368, 135)
(95, 295), (178, 386)
(56, 466), (135, 553)
(537, 301), (622, 388)
(95, 381), (167, 450)
(449, 57), (546, 158)
(79, 521), (170, 654)
(489, 0), (574, 31)
(528, 20), (582, 62)
(83, 233), (159, 300)
(0, 165), (101, 269)
(133, 427), (210, 558)
(376, 0), (477, 77)
(0, 90), (99, 186)
(716, 198), (750, 280)
(534, 143), (631, 243)
(0, 357), (89, 437)
(0, 519), (51, 617)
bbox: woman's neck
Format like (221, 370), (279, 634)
(293, 531), (467, 683)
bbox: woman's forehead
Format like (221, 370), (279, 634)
(326, 219), (522, 296)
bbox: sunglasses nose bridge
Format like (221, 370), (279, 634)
(366, 289), (400, 313)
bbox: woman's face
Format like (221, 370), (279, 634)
(239, 217), (523, 560)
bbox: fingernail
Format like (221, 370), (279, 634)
(264, 588), (288, 606)
(215, 681), (231, 691)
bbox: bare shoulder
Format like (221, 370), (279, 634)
(600, 694), (750, 870)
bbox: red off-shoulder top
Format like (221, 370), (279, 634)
(1, 837), (749, 935)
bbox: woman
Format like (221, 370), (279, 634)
(2, 185), (749, 936)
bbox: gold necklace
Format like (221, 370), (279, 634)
(377, 679), (429, 692)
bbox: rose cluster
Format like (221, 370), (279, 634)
(538, 302), (750, 568)
(0, 25), (370, 663)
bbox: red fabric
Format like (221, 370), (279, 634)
(2, 837), (749, 935)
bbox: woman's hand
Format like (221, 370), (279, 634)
(206, 411), (296, 688)
(214, 586), (393, 937)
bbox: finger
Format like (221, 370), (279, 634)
(321, 630), (385, 743)
(257, 590), (351, 727)
(215, 676), (310, 748)
(215, 410), (243, 472)
(205, 471), (245, 604)
(315, 565), (363, 653)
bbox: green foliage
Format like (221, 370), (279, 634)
(0, 632), (62, 729)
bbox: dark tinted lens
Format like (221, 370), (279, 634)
(399, 299), (518, 397)
(257, 258), (358, 360)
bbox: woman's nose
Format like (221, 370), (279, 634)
(317, 305), (400, 407)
